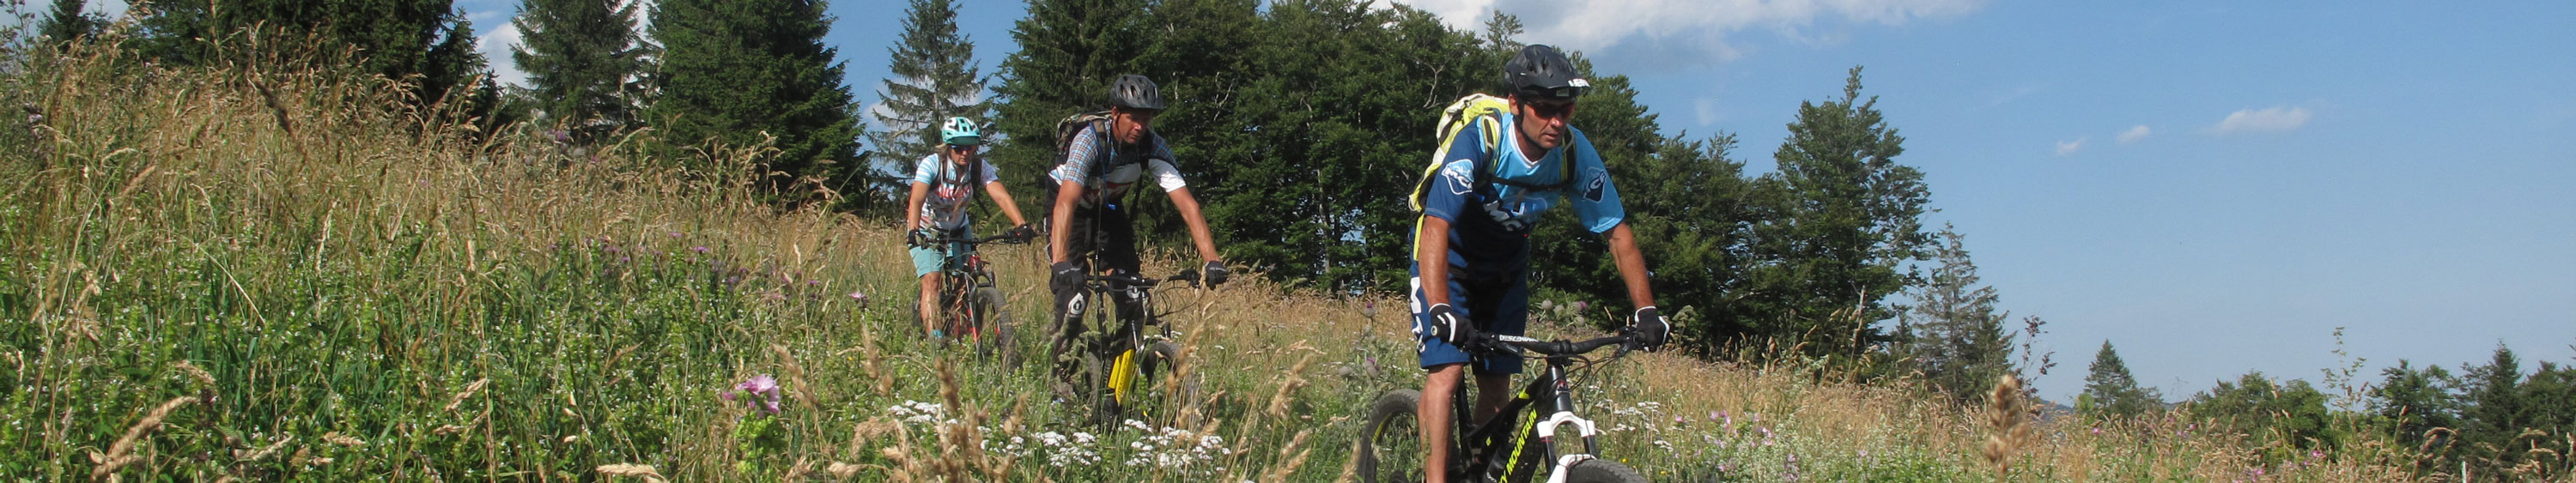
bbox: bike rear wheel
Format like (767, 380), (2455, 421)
(1356, 389), (1432, 483)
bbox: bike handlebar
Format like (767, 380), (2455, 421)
(927, 233), (1032, 245)
(1481, 333), (1635, 359)
(1086, 271), (1200, 287)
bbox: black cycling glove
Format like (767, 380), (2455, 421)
(1418, 303), (1474, 347)
(1631, 306), (1670, 352)
(1004, 224), (1038, 242)
(1048, 262), (1084, 294)
(905, 228), (935, 249)
(1201, 261), (1229, 287)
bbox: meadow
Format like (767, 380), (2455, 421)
(0, 39), (2431, 481)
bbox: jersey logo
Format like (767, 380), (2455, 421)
(1443, 161), (1474, 196)
(1583, 171), (1606, 202)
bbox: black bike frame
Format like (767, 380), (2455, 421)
(1445, 336), (1626, 481)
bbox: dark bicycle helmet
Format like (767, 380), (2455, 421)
(1504, 45), (1589, 100)
(1109, 75), (1167, 111)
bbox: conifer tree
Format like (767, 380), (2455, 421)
(872, 0), (992, 170)
(130, 1), (494, 118)
(1894, 226), (2012, 400)
(512, 0), (647, 136)
(1743, 66), (1931, 357)
(644, 0), (868, 206)
(421, 18), (499, 115)
(2369, 359), (2459, 456)
(38, 0), (100, 44)
(2077, 341), (2161, 419)
(2459, 345), (2530, 472)
(989, 0), (1148, 200)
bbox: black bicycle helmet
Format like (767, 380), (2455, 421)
(1504, 45), (1589, 100)
(1109, 75), (1167, 111)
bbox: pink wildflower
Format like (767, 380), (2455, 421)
(725, 375), (784, 415)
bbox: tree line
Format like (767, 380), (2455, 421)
(40, 0), (1961, 371)
(39, 0), (2573, 476)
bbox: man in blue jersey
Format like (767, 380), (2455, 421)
(1410, 45), (1671, 481)
(1044, 75), (1228, 363)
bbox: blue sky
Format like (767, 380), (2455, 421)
(799, 0), (2576, 403)
(39, 0), (2574, 401)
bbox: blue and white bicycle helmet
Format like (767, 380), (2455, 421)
(940, 117), (981, 146)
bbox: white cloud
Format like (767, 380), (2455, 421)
(477, 17), (528, 88)
(1693, 97), (1722, 126)
(1382, 0), (1984, 65)
(2054, 136), (2086, 156)
(2208, 106), (2311, 135)
(2116, 124), (2151, 144)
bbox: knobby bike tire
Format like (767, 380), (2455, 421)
(1356, 389), (1433, 483)
(1127, 340), (1196, 425)
(1078, 287), (1125, 426)
(1561, 459), (1647, 483)
(970, 287), (1017, 369)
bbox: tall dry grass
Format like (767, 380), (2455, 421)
(0, 27), (2443, 482)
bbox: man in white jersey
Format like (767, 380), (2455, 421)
(1042, 75), (1228, 363)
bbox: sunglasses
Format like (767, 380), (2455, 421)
(1524, 101), (1577, 119)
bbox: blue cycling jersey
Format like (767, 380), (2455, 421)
(1416, 112), (1625, 281)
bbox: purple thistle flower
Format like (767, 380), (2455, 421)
(669, 231), (684, 238)
(729, 375), (783, 414)
(692, 246), (709, 254)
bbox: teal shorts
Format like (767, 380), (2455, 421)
(908, 230), (974, 277)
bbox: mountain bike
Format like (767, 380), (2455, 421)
(1354, 332), (1650, 483)
(915, 232), (1030, 367)
(1053, 269), (1202, 426)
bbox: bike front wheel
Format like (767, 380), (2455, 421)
(1561, 459), (1647, 483)
(1356, 389), (1432, 483)
(970, 287), (1018, 369)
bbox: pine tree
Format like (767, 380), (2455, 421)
(872, 0), (992, 172)
(644, 0), (867, 206)
(38, 0), (100, 44)
(421, 17), (497, 113)
(1895, 226), (2012, 400)
(512, 0), (647, 137)
(2077, 341), (2161, 419)
(1742, 66), (1932, 357)
(2459, 344), (2529, 473)
(1479, 10), (1524, 61)
(130, 0), (489, 116)
(989, 0), (1149, 204)
(2369, 359), (2458, 462)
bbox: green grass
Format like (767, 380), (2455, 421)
(0, 38), (2451, 482)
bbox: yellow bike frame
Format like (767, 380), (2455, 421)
(1107, 348), (1139, 404)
